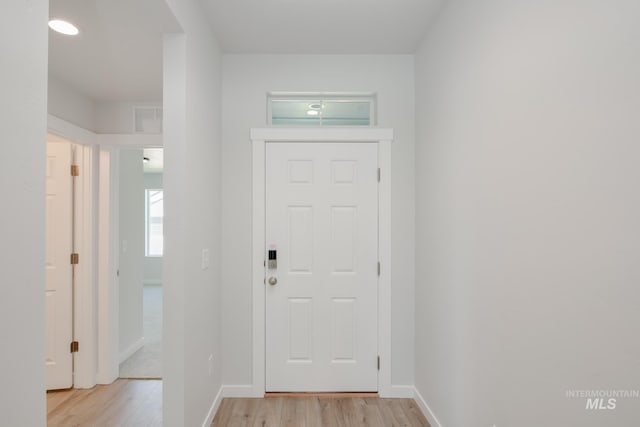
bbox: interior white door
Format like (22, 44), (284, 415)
(266, 142), (379, 392)
(45, 141), (73, 390)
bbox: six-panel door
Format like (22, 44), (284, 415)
(266, 142), (379, 392)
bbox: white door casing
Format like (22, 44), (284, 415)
(45, 140), (73, 390)
(252, 127), (393, 397)
(265, 142), (379, 392)
(47, 114), (158, 388)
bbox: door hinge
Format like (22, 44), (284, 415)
(377, 168), (381, 182)
(71, 165), (80, 177)
(70, 341), (79, 353)
(70, 253), (79, 265)
(377, 262), (380, 276)
(377, 355), (380, 371)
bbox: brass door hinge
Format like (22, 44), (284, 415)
(71, 165), (80, 177)
(377, 356), (380, 371)
(377, 262), (381, 276)
(70, 253), (79, 265)
(377, 168), (381, 182)
(70, 341), (79, 353)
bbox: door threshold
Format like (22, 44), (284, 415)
(264, 392), (378, 398)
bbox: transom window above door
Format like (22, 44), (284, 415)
(268, 92), (376, 126)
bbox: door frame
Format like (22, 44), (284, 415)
(251, 127), (393, 397)
(48, 114), (163, 388)
(47, 116), (96, 388)
(97, 139), (163, 385)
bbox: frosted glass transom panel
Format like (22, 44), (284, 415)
(268, 93), (376, 126)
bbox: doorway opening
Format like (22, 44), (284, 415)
(118, 148), (164, 379)
(45, 130), (94, 391)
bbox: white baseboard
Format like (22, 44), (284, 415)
(201, 385), (224, 427)
(414, 386), (443, 427)
(222, 385), (259, 398)
(118, 337), (145, 364)
(143, 280), (162, 286)
(390, 385), (416, 398)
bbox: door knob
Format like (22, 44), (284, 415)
(268, 277), (278, 286)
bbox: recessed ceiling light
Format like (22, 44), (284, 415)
(308, 103), (322, 110)
(306, 110), (319, 116)
(48, 19), (79, 36)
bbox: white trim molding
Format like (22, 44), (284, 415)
(414, 387), (443, 427)
(119, 337), (145, 364)
(201, 386), (224, 427)
(222, 385), (256, 398)
(389, 385), (416, 398)
(251, 127), (393, 143)
(251, 127), (393, 397)
(48, 116), (97, 389)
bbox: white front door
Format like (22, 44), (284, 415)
(45, 141), (73, 390)
(265, 142), (379, 392)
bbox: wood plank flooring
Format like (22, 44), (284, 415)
(48, 381), (430, 427)
(47, 379), (162, 427)
(211, 397), (431, 427)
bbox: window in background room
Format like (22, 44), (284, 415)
(145, 189), (164, 256)
(268, 93), (376, 126)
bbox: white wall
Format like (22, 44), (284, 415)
(144, 172), (163, 285)
(118, 149), (145, 359)
(221, 54), (416, 387)
(163, 0), (223, 425)
(48, 75), (96, 132)
(95, 101), (162, 134)
(414, 1), (640, 426)
(0, 0), (47, 425)
(49, 80), (162, 135)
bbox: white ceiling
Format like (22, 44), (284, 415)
(48, 0), (445, 103)
(143, 148), (164, 173)
(200, 0), (445, 54)
(48, 0), (180, 102)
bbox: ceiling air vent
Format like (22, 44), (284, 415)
(134, 106), (163, 134)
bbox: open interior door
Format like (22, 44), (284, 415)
(45, 139), (73, 390)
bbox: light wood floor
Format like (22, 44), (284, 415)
(47, 379), (162, 427)
(48, 381), (430, 427)
(211, 397), (431, 427)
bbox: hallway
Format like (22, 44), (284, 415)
(119, 285), (163, 379)
(212, 396), (430, 426)
(47, 381), (430, 427)
(47, 379), (162, 426)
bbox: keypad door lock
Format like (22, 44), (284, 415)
(268, 249), (277, 269)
